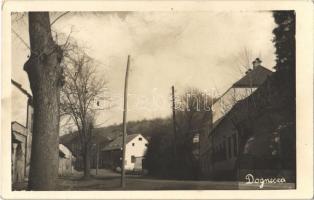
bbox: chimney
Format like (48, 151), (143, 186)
(252, 58), (262, 69)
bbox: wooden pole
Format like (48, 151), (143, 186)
(121, 55), (130, 188)
(171, 86), (177, 159)
(198, 132), (201, 179)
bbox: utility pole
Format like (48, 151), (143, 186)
(198, 132), (201, 180)
(121, 55), (130, 188)
(171, 86), (177, 159)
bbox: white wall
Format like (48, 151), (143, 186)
(125, 135), (148, 170)
(25, 103), (33, 178)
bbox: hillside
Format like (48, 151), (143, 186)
(60, 117), (172, 148)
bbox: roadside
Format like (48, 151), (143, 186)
(13, 169), (295, 191)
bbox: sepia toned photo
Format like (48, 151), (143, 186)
(1, 0), (313, 199)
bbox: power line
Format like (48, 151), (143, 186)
(11, 28), (32, 52)
(50, 11), (70, 26)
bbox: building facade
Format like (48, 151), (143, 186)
(101, 134), (148, 171)
(11, 80), (34, 184)
(11, 80), (76, 184)
(58, 144), (76, 176)
(199, 58), (273, 180)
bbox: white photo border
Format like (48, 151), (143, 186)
(1, 0), (313, 199)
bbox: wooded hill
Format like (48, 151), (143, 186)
(60, 117), (173, 151)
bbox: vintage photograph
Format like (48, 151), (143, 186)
(10, 10), (297, 191)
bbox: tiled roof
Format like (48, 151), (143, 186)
(101, 133), (141, 151)
(233, 66), (272, 88)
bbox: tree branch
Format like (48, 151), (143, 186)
(50, 11), (70, 26)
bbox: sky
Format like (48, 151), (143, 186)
(11, 11), (276, 134)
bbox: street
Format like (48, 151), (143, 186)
(13, 168), (295, 191)
(53, 169), (295, 191)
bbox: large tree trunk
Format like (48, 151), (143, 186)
(25, 12), (63, 190)
(82, 144), (91, 179)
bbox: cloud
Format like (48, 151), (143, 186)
(11, 11), (276, 128)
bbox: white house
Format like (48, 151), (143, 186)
(58, 144), (76, 176)
(101, 134), (148, 171)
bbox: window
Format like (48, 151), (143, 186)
(228, 137), (232, 159)
(30, 113), (34, 132)
(131, 156), (136, 163)
(138, 137), (142, 141)
(233, 134), (238, 156)
(222, 142), (226, 160)
(145, 143), (148, 147)
(132, 143), (135, 146)
(213, 148), (216, 162)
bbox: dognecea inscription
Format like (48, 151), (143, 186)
(245, 174), (286, 189)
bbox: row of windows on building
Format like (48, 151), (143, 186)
(212, 133), (238, 162)
(200, 133), (239, 173)
(131, 143), (148, 147)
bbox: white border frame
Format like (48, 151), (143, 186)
(1, 0), (313, 199)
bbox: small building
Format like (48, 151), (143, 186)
(58, 144), (76, 176)
(11, 79), (76, 182)
(12, 122), (27, 183)
(11, 80), (33, 184)
(100, 134), (148, 171)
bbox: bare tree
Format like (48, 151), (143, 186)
(176, 88), (213, 140)
(236, 46), (253, 75)
(60, 47), (107, 179)
(24, 12), (64, 190)
(175, 88), (213, 176)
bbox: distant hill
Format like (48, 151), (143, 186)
(60, 124), (123, 145)
(60, 117), (172, 155)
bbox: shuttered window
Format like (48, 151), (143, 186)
(131, 156), (136, 163)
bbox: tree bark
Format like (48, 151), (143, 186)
(25, 12), (63, 190)
(82, 144), (91, 179)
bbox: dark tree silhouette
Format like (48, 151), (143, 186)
(273, 11), (296, 72)
(272, 11), (296, 100)
(145, 88), (214, 179)
(272, 10), (296, 180)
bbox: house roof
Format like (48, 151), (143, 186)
(11, 121), (28, 137)
(59, 144), (74, 159)
(210, 117), (225, 132)
(11, 79), (33, 99)
(210, 66), (272, 106)
(232, 65), (272, 88)
(101, 133), (142, 151)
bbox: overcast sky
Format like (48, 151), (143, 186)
(11, 11), (276, 133)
